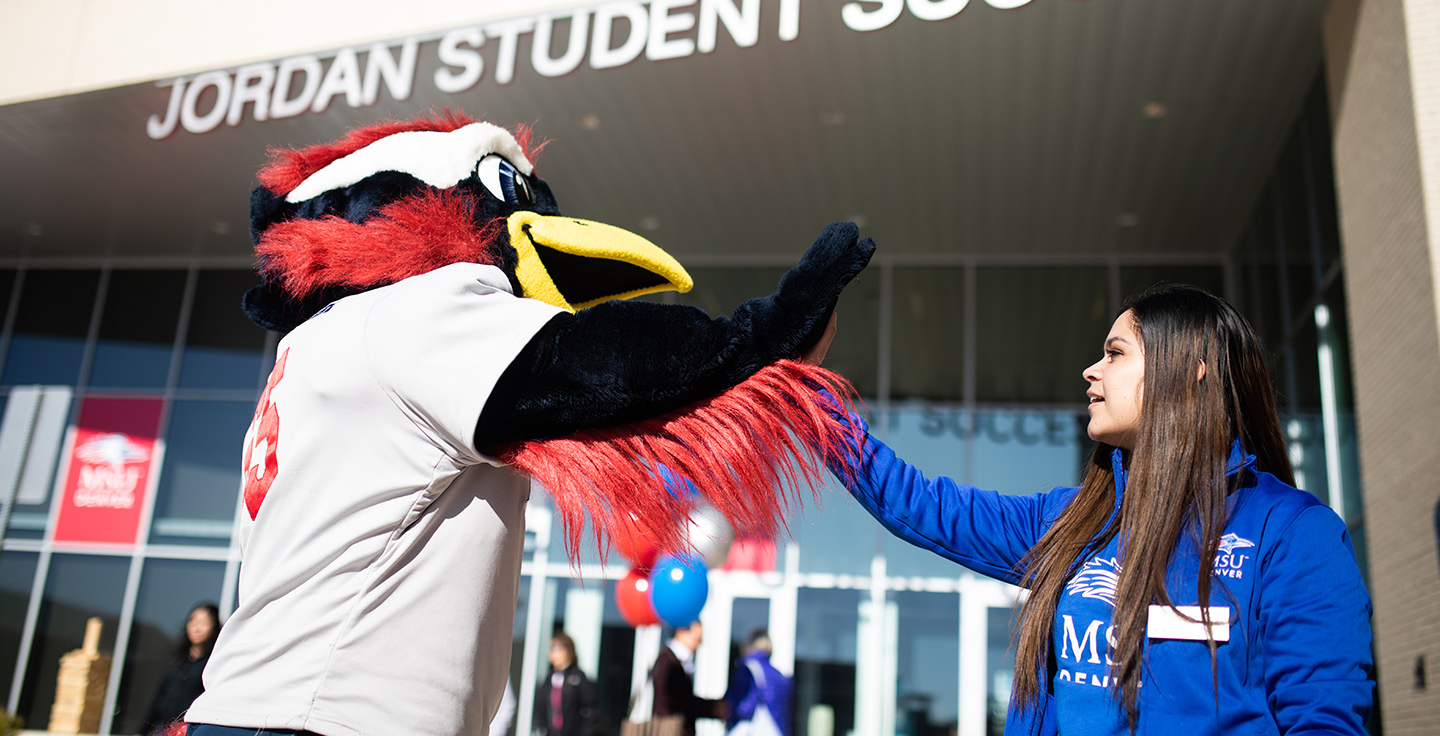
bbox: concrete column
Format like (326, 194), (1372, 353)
(1326, 0), (1440, 730)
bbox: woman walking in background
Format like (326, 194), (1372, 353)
(805, 285), (1373, 735)
(139, 603), (220, 735)
(535, 632), (597, 736)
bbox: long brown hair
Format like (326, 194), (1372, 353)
(1010, 284), (1293, 725)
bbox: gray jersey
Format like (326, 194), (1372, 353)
(188, 263), (563, 736)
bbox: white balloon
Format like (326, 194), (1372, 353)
(686, 505), (734, 568)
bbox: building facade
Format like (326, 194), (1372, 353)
(0, 0), (1432, 734)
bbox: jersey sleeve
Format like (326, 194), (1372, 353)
(364, 265), (565, 461)
(1259, 504), (1375, 733)
(828, 405), (1070, 584)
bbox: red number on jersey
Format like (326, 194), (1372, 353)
(243, 348), (289, 519)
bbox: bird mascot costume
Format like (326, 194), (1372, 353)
(182, 111), (873, 736)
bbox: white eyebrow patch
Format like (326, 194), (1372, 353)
(285, 122), (535, 203)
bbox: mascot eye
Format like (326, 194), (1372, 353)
(477, 155), (533, 206)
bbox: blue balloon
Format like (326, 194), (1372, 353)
(648, 554), (709, 627)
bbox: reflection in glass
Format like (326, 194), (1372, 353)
(1280, 411), (1362, 521)
(0, 551), (39, 701)
(114, 559), (226, 735)
(17, 554), (129, 730)
(150, 401), (253, 546)
(794, 588), (860, 736)
(89, 270), (187, 389)
(180, 271), (268, 390)
(2, 270), (100, 386)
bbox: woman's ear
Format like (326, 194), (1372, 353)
(1197, 360), (1207, 382)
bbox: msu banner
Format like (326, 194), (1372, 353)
(53, 398), (165, 545)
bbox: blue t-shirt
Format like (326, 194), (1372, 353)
(1051, 533), (1127, 736)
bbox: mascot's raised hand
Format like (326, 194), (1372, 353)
(183, 111), (870, 736)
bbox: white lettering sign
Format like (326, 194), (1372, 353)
(145, 0), (1041, 139)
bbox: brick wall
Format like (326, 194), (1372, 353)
(1327, 0), (1440, 731)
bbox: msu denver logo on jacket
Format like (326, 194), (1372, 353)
(1055, 534), (1256, 684)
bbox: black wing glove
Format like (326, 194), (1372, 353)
(475, 222), (875, 448)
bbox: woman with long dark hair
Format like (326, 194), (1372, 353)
(535, 632), (598, 736)
(807, 285), (1373, 734)
(138, 603), (220, 735)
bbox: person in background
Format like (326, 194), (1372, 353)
(138, 603), (220, 735)
(535, 632), (597, 736)
(724, 629), (791, 736)
(653, 621), (727, 736)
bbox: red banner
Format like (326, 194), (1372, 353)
(53, 398), (165, 546)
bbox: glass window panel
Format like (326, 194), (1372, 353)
(595, 580), (637, 733)
(0, 550), (39, 701)
(729, 597), (771, 667)
(150, 400), (253, 546)
(891, 591), (959, 736)
(1116, 266), (1225, 305)
(974, 268), (1110, 404)
(969, 409), (1090, 494)
(790, 480), (879, 576)
(876, 405), (1088, 574)
(510, 574), (532, 728)
(793, 588), (860, 736)
(114, 559), (226, 735)
(0, 269), (17, 328)
(825, 269), (880, 399)
(543, 492), (605, 568)
(676, 266), (879, 397)
(1287, 316), (1321, 410)
(985, 607), (1016, 736)
(2, 270), (100, 386)
(89, 270), (187, 389)
(180, 271), (269, 390)
(17, 553), (129, 730)
(676, 267), (788, 317)
(892, 267), (965, 402)
(1237, 261), (1286, 364)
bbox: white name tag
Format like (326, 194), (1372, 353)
(1146, 605), (1231, 642)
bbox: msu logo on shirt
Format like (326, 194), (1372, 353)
(1065, 556), (1121, 607)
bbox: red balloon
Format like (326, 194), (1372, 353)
(610, 514), (660, 568)
(616, 568), (661, 627)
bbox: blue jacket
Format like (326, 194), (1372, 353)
(725, 652), (793, 736)
(835, 413), (1374, 735)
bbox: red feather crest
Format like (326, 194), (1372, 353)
(255, 189), (506, 298)
(500, 361), (866, 564)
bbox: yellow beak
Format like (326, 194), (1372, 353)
(507, 211), (694, 312)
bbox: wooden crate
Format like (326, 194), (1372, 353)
(48, 617), (111, 735)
